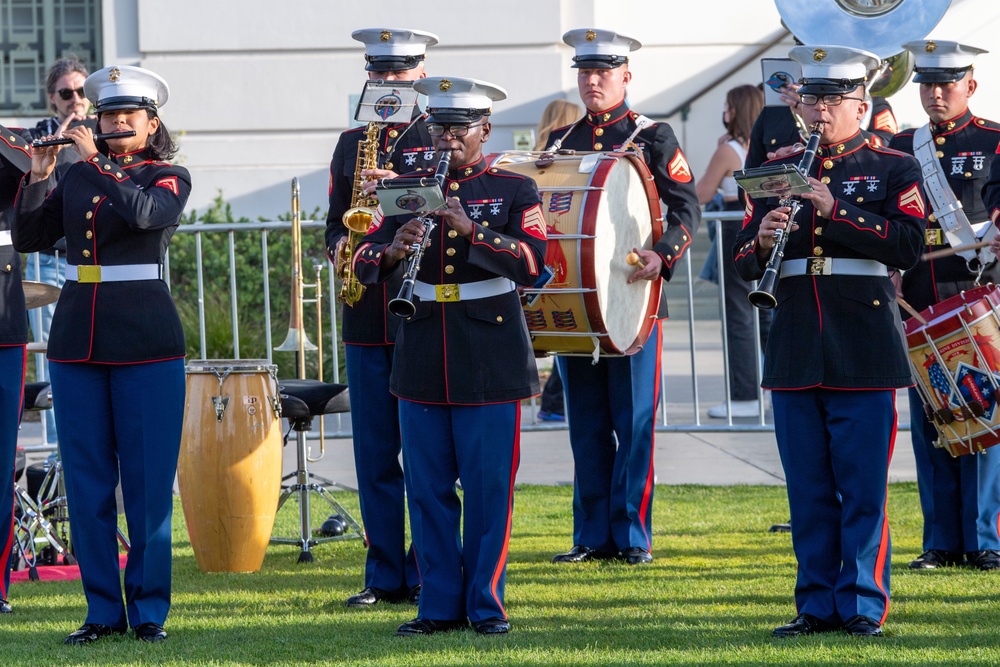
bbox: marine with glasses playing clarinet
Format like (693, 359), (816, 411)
(324, 27), (438, 609)
(353, 77), (545, 637)
(734, 45), (925, 638)
(889, 40), (1000, 573)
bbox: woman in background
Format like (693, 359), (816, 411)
(696, 84), (770, 419)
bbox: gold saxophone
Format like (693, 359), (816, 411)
(337, 121), (381, 306)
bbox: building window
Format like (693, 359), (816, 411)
(0, 0), (102, 115)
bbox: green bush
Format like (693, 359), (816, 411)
(167, 192), (345, 382)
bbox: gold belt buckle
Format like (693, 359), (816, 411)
(807, 257), (829, 275)
(925, 229), (945, 246)
(435, 283), (460, 302)
(76, 265), (102, 283)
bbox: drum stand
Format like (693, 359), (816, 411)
(12, 458), (130, 579)
(270, 379), (363, 563)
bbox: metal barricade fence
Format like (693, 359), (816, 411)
(24, 210), (772, 445)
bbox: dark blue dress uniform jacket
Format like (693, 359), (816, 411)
(13, 148), (191, 363)
(547, 100), (700, 316)
(734, 131), (925, 389)
(746, 98), (897, 169)
(890, 109), (1000, 313)
(0, 127), (32, 345)
(354, 157), (545, 405)
(325, 111), (434, 345)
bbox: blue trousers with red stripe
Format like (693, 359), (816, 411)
(399, 400), (519, 623)
(49, 359), (184, 629)
(909, 388), (1000, 553)
(344, 344), (418, 594)
(557, 320), (661, 554)
(0, 345), (25, 603)
(772, 388), (895, 625)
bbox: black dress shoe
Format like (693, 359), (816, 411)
(844, 615), (883, 637)
(134, 622), (168, 642)
(909, 549), (964, 569)
(967, 549), (1000, 571)
(473, 617), (511, 635)
(408, 585), (421, 605)
(0, 599), (11, 614)
(395, 618), (469, 636)
(772, 614), (841, 638)
(346, 586), (405, 607)
(551, 545), (614, 563)
(64, 623), (127, 645)
(620, 547), (653, 565)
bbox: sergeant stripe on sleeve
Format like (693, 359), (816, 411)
(155, 176), (179, 195)
(521, 204), (547, 240)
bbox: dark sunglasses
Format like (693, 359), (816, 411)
(57, 87), (86, 101)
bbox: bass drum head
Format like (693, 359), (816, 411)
(591, 156), (655, 354)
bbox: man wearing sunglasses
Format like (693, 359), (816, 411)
(548, 29), (700, 569)
(890, 41), (1000, 574)
(734, 45), (925, 638)
(24, 57), (96, 451)
(324, 27), (437, 610)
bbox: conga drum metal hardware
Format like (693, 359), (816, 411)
(487, 150), (662, 357)
(178, 360), (282, 572)
(905, 285), (1000, 456)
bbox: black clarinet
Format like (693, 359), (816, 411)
(387, 149), (452, 319)
(32, 130), (137, 147)
(748, 123), (824, 310)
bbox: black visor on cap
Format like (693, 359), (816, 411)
(364, 53), (425, 72)
(571, 54), (628, 69)
(797, 78), (864, 96)
(424, 107), (490, 124)
(913, 66), (972, 84)
(95, 96), (158, 113)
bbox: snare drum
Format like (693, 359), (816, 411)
(905, 285), (1000, 456)
(177, 360), (281, 572)
(488, 151), (662, 356)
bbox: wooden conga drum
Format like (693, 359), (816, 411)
(178, 360), (281, 572)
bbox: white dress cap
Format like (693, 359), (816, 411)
(352, 28), (439, 71)
(84, 66), (169, 113)
(789, 45), (880, 94)
(562, 29), (641, 68)
(902, 40), (988, 83)
(414, 77), (507, 122)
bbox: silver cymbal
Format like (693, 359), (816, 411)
(23, 281), (61, 310)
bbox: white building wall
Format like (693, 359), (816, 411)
(8, 0), (1000, 219)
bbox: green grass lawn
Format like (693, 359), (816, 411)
(3, 483), (1000, 666)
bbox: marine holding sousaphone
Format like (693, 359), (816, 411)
(888, 41), (1000, 573)
(734, 45), (926, 637)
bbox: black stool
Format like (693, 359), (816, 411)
(270, 379), (364, 563)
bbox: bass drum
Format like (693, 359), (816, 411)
(488, 151), (662, 356)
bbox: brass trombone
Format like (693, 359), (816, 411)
(275, 177), (328, 462)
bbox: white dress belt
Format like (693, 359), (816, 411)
(0, 230), (11, 247)
(412, 277), (516, 302)
(779, 258), (888, 278)
(66, 263), (161, 283)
